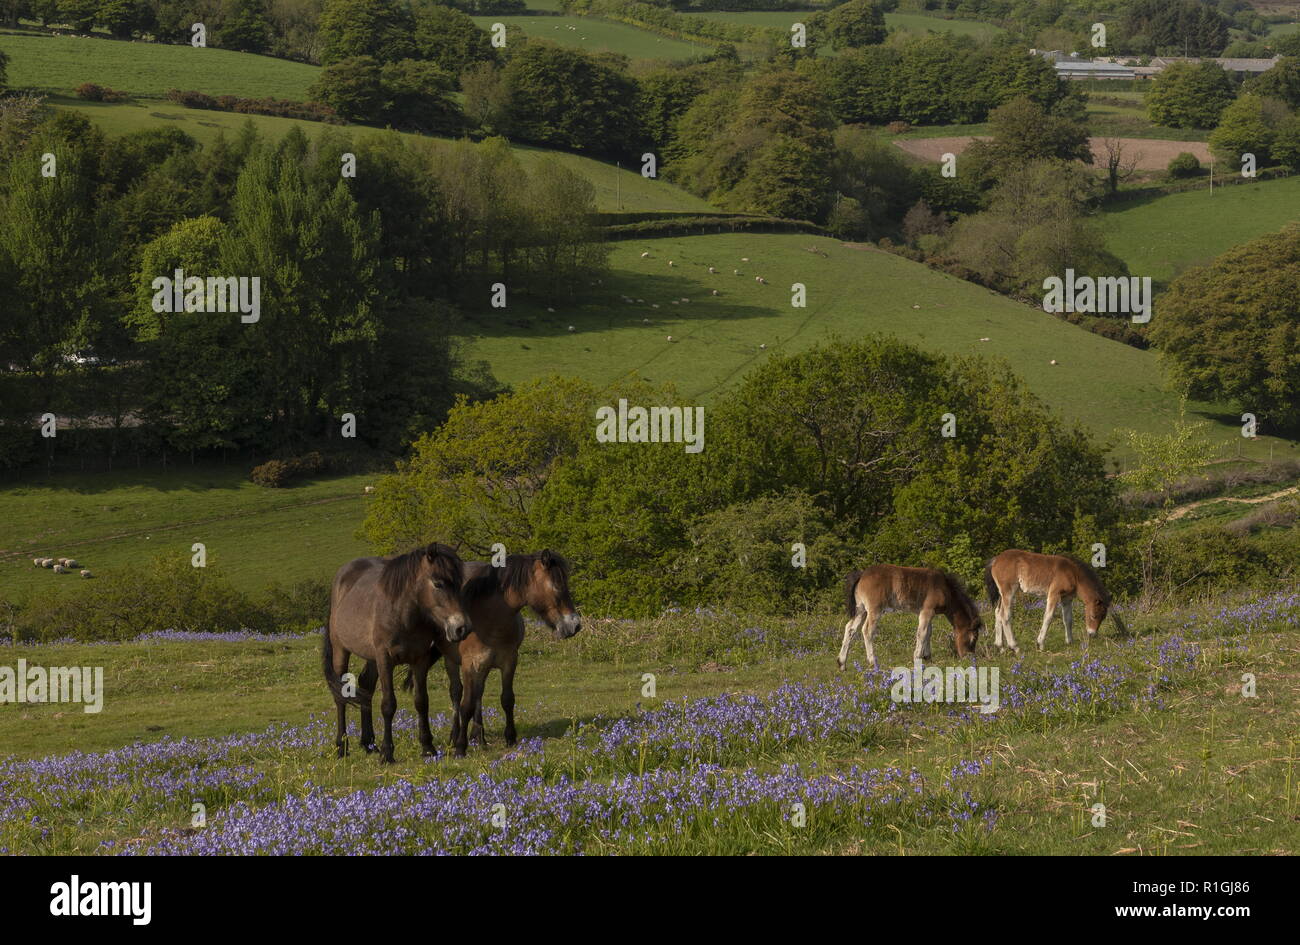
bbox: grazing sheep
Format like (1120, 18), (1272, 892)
(912, 304), (920, 309)
(32, 558), (41, 567)
(980, 337), (990, 342)
(547, 307), (555, 313)
(642, 318), (650, 324)
(668, 261), (674, 267)
(364, 485), (375, 494)
(760, 344), (767, 350)
(1050, 359), (1058, 365)
(80, 570), (92, 579)
(741, 257), (749, 262)
(680, 297), (689, 303)
(568, 325), (576, 331)
(708, 267), (716, 274)
(666, 335), (674, 342)
(42, 559), (54, 568)
(651, 304), (659, 309)
(711, 289), (719, 296)
(733, 269), (741, 275)
(640, 252), (650, 258)
(65, 559), (78, 568)
(52, 564), (66, 574)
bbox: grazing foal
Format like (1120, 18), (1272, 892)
(323, 543), (470, 763)
(839, 564), (982, 670)
(984, 549), (1124, 654)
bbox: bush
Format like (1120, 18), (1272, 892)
(165, 89), (341, 123)
(250, 451), (327, 487)
(74, 83), (127, 102)
(1167, 151), (1201, 178)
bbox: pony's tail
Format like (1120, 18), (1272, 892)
(322, 627), (369, 706)
(844, 570), (862, 619)
(983, 560), (1000, 610)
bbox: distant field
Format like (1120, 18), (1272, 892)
(0, 29), (318, 99)
(1102, 175), (1300, 285)
(0, 467), (373, 597)
(894, 135), (1212, 170)
(471, 14), (709, 59)
(685, 10), (1003, 38)
(45, 98), (714, 214)
(460, 231), (1292, 464)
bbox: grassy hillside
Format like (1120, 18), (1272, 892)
(0, 467), (373, 597)
(470, 14), (710, 59)
(2, 591), (1295, 854)
(461, 231), (1293, 462)
(1102, 176), (1300, 284)
(0, 28), (318, 99)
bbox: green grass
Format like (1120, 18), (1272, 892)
(0, 466), (373, 597)
(470, 14), (710, 59)
(1102, 175), (1300, 285)
(1, 593), (1296, 853)
(459, 231), (1294, 462)
(0, 28), (319, 99)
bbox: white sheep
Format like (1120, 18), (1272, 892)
(711, 289), (719, 296)
(42, 559), (54, 569)
(668, 261), (674, 267)
(52, 564), (66, 574)
(640, 252), (650, 258)
(65, 559), (79, 568)
(666, 335), (674, 342)
(364, 485), (375, 494)
(1050, 359), (1058, 365)
(708, 267), (716, 274)
(32, 558), (41, 567)
(568, 325), (576, 332)
(80, 570), (92, 579)
(741, 257), (749, 262)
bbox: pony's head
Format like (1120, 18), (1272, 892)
(946, 574), (981, 657)
(1075, 559), (1114, 639)
(385, 543), (471, 643)
(498, 551), (581, 640)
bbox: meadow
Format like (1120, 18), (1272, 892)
(1101, 175), (1300, 284)
(1, 590), (1295, 854)
(459, 231), (1293, 462)
(0, 29), (319, 99)
(469, 14), (710, 59)
(683, 10), (1004, 40)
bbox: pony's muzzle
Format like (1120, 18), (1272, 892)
(443, 614), (470, 642)
(555, 613), (582, 639)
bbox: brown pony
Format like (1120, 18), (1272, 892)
(392, 550), (581, 756)
(323, 543), (470, 763)
(984, 549), (1124, 654)
(839, 564), (982, 670)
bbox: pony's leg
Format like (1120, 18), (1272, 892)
(470, 674), (487, 746)
(1036, 592), (1059, 651)
(862, 609), (879, 670)
(998, 589), (1021, 655)
(332, 644), (351, 759)
(1061, 599), (1074, 646)
(454, 664), (484, 757)
(376, 654), (397, 764)
(445, 660), (463, 746)
(914, 608), (934, 661)
(837, 612), (863, 670)
(411, 657), (436, 758)
(500, 653), (520, 746)
(358, 660), (378, 752)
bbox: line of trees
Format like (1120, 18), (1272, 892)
(0, 103), (607, 467)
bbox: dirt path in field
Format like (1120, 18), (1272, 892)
(894, 136), (1212, 171)
(1154, 484), (1300, 524)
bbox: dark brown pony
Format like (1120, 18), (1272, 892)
(394, 550), (581, 756)
(839, 564), (982, 670)
(984, 549), (1124, 654)
(323, 543), (470, 763)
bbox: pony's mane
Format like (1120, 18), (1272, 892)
(465, 551), (571, 603)
(1067, 555), (1111, 605)
(943, 572), (979, 622)
(380, 543), (462, 599)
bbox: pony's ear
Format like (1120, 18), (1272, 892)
(425, 545), (438, 561)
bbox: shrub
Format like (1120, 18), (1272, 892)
(250, 451), (327, 487)
(1167, 152), (1201, 178)
(74, 83), (127, 102)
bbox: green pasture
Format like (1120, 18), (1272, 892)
(470, 14), (710, 59)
